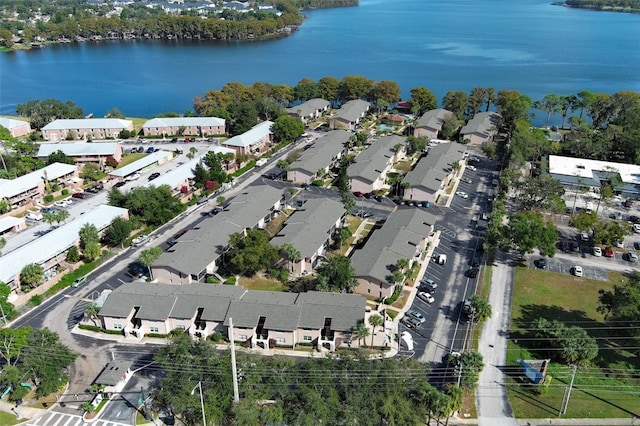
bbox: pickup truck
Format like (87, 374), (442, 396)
(255, 158), (268, 167)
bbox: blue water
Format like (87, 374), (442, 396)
(0, 0), (638, 119)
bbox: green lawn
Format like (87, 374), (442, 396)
(507, 268), (640, 418)
(393, 160), (414, 172)
(116, 153), (147, 168)
(238, 276), (287, 292)
(0, 411), (21, 425)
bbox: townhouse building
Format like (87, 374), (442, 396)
(348, 135), (405, 194)
(459, 112), (501, 145)
(0, 117), (32, 137)
(37, 142), (123, 165)
(287, 130), (351, 185)
(413, 109), (454, 139)
(142, 117), (226, 137)
(41, 118), (133, 142)
(328, 100), (370, 130)
(223, 121), (273, 156)
(0, 162), (78, 208)
(286, 98), (331, 124)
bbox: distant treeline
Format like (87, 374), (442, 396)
(564, 0), (640, 12)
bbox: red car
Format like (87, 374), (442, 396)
(184, 137), (191, 143)
(353, 191), (364, 198)
(72, 192), (87, 199)
(603, 246), (614, 257)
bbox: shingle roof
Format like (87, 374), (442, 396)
(334, 100), (370, 122)
(460, 112), (501, 136)
(286, 98), (330, 117)
(0, 204), (128, 283)
(143, 117), (225, 129)
(289, 130), (350, 174)
(95, 361), (133, 386)
(351, 208), (436, 284)
(402, 142), (466, 192)
(416, 109), (453, 130)
(37, 142), (120, 158)
(0, 162), (77, 199)
(153, 184), (283, 276)
(270, 198), (345, 258)
(223, 121), (273, 147)
(348, 135), (404, 183)
(109, 150), (173, 178)
(41, 118), (132, 130)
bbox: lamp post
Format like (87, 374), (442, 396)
(191, 381), (206, 426)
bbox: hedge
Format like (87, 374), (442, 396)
(79, 324), (102, 332)
(232, 160), (256, 178)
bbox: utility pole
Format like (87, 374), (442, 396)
(228, 318), (240, 403)
(561, 364), (578, 415)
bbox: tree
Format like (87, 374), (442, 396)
(370, 80), (401, 105)
(342, 194), (356, 215)
(508, 211), (557, 257)
(103, 217), (133, 248)
(66, 245), (80, 263)
(598, 272), (640, 345)
(280, 243), (301, 264)
(409, 87), (437, 116)
(351, 322), (370, 347)
(316, 76), (340, 102)
(54, 209), (70, 225)
(105, 106), (125, 119)
(139, 247), (163, 278)
(496, 90), (532, 133)
(16, 98), (84, 130)
(79, 223), (99, 249)
(391, 270), (405, 284)
(0, 237), (5, 256)
(513, 174), (565, 212)
(47, 149), (74, 165)
(442, 91), (467, 118)
(0, 326), (31, 365)
(227, 229), (279, 276)
(294, 78), (318, 101)
(315, 255), (355, 293)
(334, 227), (352, 253)
(368, 314), (384, 348)
(187, 146), (198, 160)
(468, 295), (492, 323)
(20, 263), (43, 288)
(0, 283), (15, 321)
(338, 75), (373, 101)
(84, 303), (100, 326)
(228, 101), (258, 135)
(272, 115), (304, 143)
(533, 94), (562, 128)
(458, 351), (485, 390)
(83, 240), (101, 261)
(406, 136), (427, 154)
(569, 211), (598, 233)
(533, 318), (598, 365)
(80, 163), (103, 181)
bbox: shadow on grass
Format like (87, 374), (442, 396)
(507, 382), (559, 416)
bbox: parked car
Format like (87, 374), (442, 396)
(624, 252), (638, 262)
(592, 246), (602, 257)
(603, 247), (614, 257)
(41, 207), (56, 214)
(615, 240), (624, 248)
(72, 275), (87, 288)
(170, 137), (178, 143)
(114, 181), (126, 188)
(137, 146), (144, 153)
(131, 234), (149, 247)
(420, 201), (431, 208)
(455, 191), (469, 199)
(148, 172), (161, 181)
(54, 200), (68, 208)
(72, 192), (87, 199)
(559, 240), (570, 253)
(633, 223), (640, 233)
(467, 165), (476, 172)
(467, 268), (479, 278)
(535, 258), (547, 269)
(407, 309), (426, 324)
(146, 146), (155, 154)
(461, 177), (472, 184)
(374, 195), (384, 202)
(573, 265), (583, 277)
(420, 278), (438, 292)
(26, 212), (43, 221)
(401, 316), (422, 329)
(353, 191), (364, 198)
(417, 291), (435, 304)
(634, 242), (640, 250)
(364, 192), (373, 199)
(184, 137), (191, 143)
(471, 258), (480, 267)
(85, 186), (99, 194)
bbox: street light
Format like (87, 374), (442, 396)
(191, 381), (206, 426)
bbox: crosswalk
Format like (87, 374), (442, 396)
(24, 411), (132, 426)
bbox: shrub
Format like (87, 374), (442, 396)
(224, 276), (237, 285)
(61, 189), (69, 196)
(206, 276), (220, 284)
(79, 324), (102, 332)
(44, 194), (54, 203)
(29, 294), (43, 306)
(66, 246), (80, 263)
(311, 179), (324, 186)
(385, 286), (402, 305)
(210, 331), (223, 342)
(146, 333), (169, 338)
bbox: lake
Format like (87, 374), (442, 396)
(0, 0), (639, 119)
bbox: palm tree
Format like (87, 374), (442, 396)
(368, 314), (384, 348)
(351, 323), (370, 348)
(469, 295), (492, 323)
(84, 303), (100, 326)
(55, 210), (70, 226)
(0, 236), (5, 256)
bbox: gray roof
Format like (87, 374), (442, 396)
(37, 142), (119, 158)
(334, 100), (371, 122)
(153, 184), (283, 276)
(99, 283), (365, 333)
(98, 282), (246, 320)
(0, 162), (77, 199)
(416, 109), (453, 130)
(348, 135), (404, 183)
(142, 156), (202, 189)
(143, 117), (225, 128)
(351, 208), (436, 284)
(287, 98), (330, 117)
(0, 204), (128, 283)
(460, 112), (501, 136)
(289, 130), (350, 174)
(41, 118), (132, 130)
(94, 361), (133, 386)
(109, 150), (173, 178)
(223, 121), (273, 148)
(402, 142), (466, 191)
(270, 198), (345, 258)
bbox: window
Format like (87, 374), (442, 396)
(176, 325), (185, 330)
(303, 336), (312, 341)
(275, 337), (285, 344)
(113, 324), (123, 330)
(150, 327), (159, 333)
(239, 335), (247, 341)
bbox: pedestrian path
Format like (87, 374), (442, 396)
(23, 411), (132, 426)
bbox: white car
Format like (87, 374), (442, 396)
(633, 223), (640, 234)
(26, 212), (43, 221)
(417, 291), (435, 304)
(54, 200), (69, 208)
(456, 191), (469, 199)
(573, 265), (583, 277)
(467, 165), (476, 172)
(131, 234), (149, 247)
(592, 246), (602, 257)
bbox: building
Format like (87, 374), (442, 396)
(328, 100), (370, 130)
(0, 216), (27, 236)
(548, 155), (640, 200)
(351, 208), (436, 299)
(0, 204), (129, 291)
(37, 142), (123, 165)
(0, 162), (78, 207)
(286, 98), (331, 124)
(142, 117), (226, 137)
(0, 117), (32, 137)
(41, 118), (133, 142)
(413, 109), (454, 139)
(98, 282), (365, 350)
(348, 135), (405, 194)
(459, 112), (501, 145)
(287, 130), (351, 184)
(223, 121), (273, 156)
(402, 142), (466, 204)
(271, 198), (346, 276)
(151, 184), (285, 284)
(109, 150), (173, 181)
(141, 156), (202, 193)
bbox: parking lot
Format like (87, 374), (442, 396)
(528, 256), (609, 281)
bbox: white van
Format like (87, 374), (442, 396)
(26, 212), (43, 221)
(435, 254), (447, 265)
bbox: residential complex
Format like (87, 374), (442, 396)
(41, 118), (133, 141)
(0, 162), (78, 208)
(37, 142), (123, 164)
(223, 120), (273, 155)
(459, 112), (501, 145)
(286, 98), (331, 124)
(287, 130), (351, 184)
(142, 117), (226, 137)
(348, 135), (405, 194)
(0, 117), (32, 137)
(413, 109), (454, 139)
(328, 100), (370, 130)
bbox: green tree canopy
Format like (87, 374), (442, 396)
(227, 229), (279, 276)
(16, 98), (84, 130)
(315, 255), (355, 293)
(272, 115), (304, 143)
(508, 211), (557, 256)
(20, 263), (43, 287)
(46, 149), (74, 165)
(409, 87), (437, 116)
(103, 217), (133, 248)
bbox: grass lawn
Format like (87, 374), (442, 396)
(128, 117), (148, 133)
(393, 160), (414, 172)
(116, 153), (147, 168)
(391, 289), (411, 310)
(238, 276), (287, 292)
(507, 268), (640, 418)
(0, 411), (21, 426)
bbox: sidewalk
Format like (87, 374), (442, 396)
(0, 398), (48, 422)
(444, 416), (639, 425)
